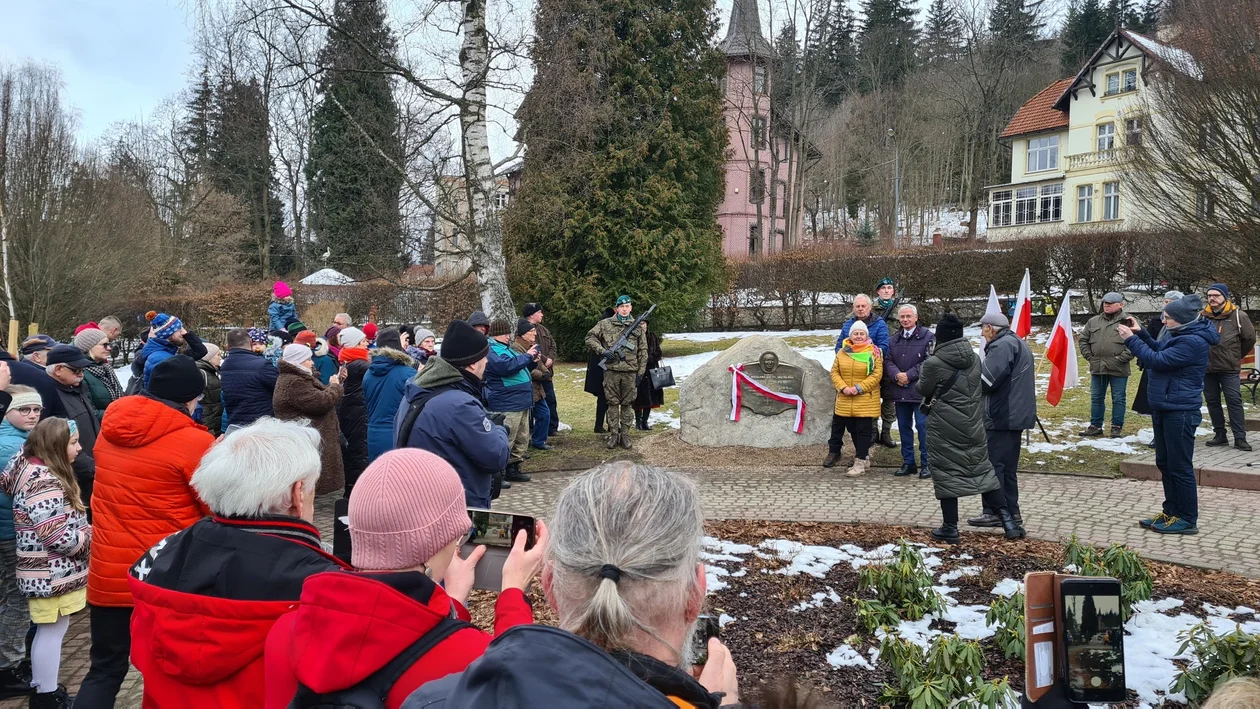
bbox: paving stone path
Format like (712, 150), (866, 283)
(11, 466), (1258, 706)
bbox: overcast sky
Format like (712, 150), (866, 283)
(1, 0), (964, 161)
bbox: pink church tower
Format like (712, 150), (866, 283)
(717, 0), (810, 257)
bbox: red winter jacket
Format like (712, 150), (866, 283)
(264, 570), (534, 709)
(128, 516), (347, 709)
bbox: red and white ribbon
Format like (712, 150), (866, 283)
(728, 363), (806, 434)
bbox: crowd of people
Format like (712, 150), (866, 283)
(0, 274), (1244, 706)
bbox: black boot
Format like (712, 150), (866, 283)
(879, 423), (896, 448)
(505, 463), (531, 483)
(998, 508), (1026, 540)
(1206, 430), (1228, 447)
(967, 512), (1002, 528)
(893, 463), (916, 477)
(823, 451), (841, 468)
(0, 667), (29, 700)
(28, 686), (72, 708)
(918, 464), (932, 479)
(930, 523), (961, 545)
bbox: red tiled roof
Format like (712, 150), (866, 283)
(1000, 78), (1073, 140)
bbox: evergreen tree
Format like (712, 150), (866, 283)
(504, 0), (727, 356)
(306, 0), (405, 277)
(857, 0), (918, 92)
(920, 0), (962, 68)
(773, 23), (799, 112)
(811, 0), (858, 104)
(1135, 0), (1163, 32)
(1061, 0), (1110, 74)
(989, 0), (1044, 48)
(180, 65), (213, 177)
(1103, 0), (1139, 29)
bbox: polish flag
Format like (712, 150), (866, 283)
(1012, 268), (1033, 338)
(1045, 292), (1079, 406)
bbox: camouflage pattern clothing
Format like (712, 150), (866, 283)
(585, 316), (648, 437)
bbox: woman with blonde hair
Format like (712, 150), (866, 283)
(0, 417), (92, 707)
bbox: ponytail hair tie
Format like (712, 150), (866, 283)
(598, 564), (622, 583)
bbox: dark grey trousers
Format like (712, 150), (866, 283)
(1204, 372), (1247, 441)
(983, 429), (1023, 517)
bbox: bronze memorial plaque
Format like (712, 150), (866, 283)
(739, 351), (804, 416)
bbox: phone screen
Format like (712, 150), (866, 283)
(467, 509), (536, 550)
(690, 615), (720, 666)
(1062, 579), (1127, 703)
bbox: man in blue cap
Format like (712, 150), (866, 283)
(585, 295), (647, 449)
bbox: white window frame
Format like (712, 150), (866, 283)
(1014, 187), (1038, 225)
(493, 192), (510, 209)
(1077, 185), (1094, 223)
(1026, 136), (1059, 173)
(1196, 191), (1215, 220)
(1106, 73), (1120, 96)
(1103, 181), (1121, 221)
(753, 64), (767, 95)
(991, 190), (1013, 227)
(1123, 68), (1137, 92)
(1097, 123), (1116, 152)
(1039, 184), (1063, 222)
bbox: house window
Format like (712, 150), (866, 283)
(1103, 181), (1121, 220)
(1097, 123), (1115, 152)
(1105, 69), (1138, 95)
(1077, 185), (1094, 223)
(776, 181), (788, 218)
(991, 190), (1013, 227)
(1026, 136), (1059, 173)
(1015, 187), (1038, 225)
(494, 192), (509, 209)
(1106, 73), (1119, 96)
(754, 64), (767, 95)
(1125, 118), (1143, 146)
(751, 116), (767, 150)
(748, 224), (761, 255)
(1123, 68), (1137, 92)
(1196, 191), (1215, 219)
(1039, 184), (1064, 222)
(750, 168), (766, 203)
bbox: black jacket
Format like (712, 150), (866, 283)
(0, 350), (66, 419)
(402, 625), (729, 709)
(220, 348), (278, 428)
(337, 359), (370, 489)
(53, 380), (100, 509)
(196, 360), (223, 437)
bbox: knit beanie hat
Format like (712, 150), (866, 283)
(73, 328), (109, 354)
(1163, 290), (1185, 301)
(516, 318), (535, 337)
(849, 320), (869, 337)
(338, 327), (367, 349)
(1207, 283), (1230, 298)
(274, 281), (293, 299)
(521, 303), (542, 319)
(282, 343), (314, 367)
(148, 355), (205, 403)
(74, 322), (100, 336)
(363, 322), (378, 341)
(147, 311), (184, 340)
(1164, 294), (1203, 327)
(349, 449), (473, 571)
(294, 331), (317, 348)
(441, 320), (490, 368)
(414, 328), (435, 345)
(376, 328), (403, 351)
(7, 388), (42, 411)
(936, 313), (965, 343)
(468, 311), (490, 329)
(201, 343), (222, 363)
(248, 327), (269, 345)
(488, 318), (511, 338)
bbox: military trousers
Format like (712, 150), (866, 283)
(603, 371), (638, 433)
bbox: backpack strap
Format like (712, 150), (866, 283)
(395, 389), (440, 448)
(357, 615), (474, 699)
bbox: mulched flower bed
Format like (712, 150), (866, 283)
(469, 520), (1260, 708)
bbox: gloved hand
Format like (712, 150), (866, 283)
(635, 375), (643, 387)
(490, 413), (507, 428)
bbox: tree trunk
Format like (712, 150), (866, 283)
(459, 0), (515, 319)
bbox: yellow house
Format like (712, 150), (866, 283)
(986, 28), (1199, 241)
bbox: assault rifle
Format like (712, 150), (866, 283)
(598, 304), (657, 370)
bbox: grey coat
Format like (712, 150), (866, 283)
(1079, 310), (1134, 376)
(916, 339), (998, 501)
(981, 328), (1037, 431)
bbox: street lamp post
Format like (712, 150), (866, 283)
(887, 128), (900, 247)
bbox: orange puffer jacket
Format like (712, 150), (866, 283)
(87, 395), (214, 607)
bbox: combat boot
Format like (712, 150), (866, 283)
(619, 429), (632, 449)
(879, 423), (896, 448)
(605, 431), (618, 449)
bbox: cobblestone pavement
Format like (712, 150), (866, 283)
(10, 466), (1258, 706)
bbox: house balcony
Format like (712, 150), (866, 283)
(1066, 146), (1136, 172)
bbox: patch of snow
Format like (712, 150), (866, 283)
(938, 566), (982, 583)
(299, 268), (355, 286)
(661, 351), (721, 381)
(706, 565), (731, 592)
(115, 366), (132, 390)
(1127, 30), (1203, 79)
(664, 328), (842, 342)
(953, 553), (974, 560)
(793, 587), (843, 612)
(758, 539), (933, 576)
(648, 410), (681, 429)
(718, 613), (736, 627)
(1202, 602), (1256, 617)
(991, 579), (1024, 597)
(556, 421), (572, 432)
(826, 643), (874, 670)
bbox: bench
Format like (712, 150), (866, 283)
(1243, 367), (1260, 404)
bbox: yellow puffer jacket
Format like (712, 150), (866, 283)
(831, 344), (883, 417)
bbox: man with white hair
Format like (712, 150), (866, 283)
(835, 294), (894, 447)
(127, 418), (348, 707)
(885, 304), (934, 479)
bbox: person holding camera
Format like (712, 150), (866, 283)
(264, 448), (544, 708)
(395, 320), (511, 508)
(405, 463), (742, 709)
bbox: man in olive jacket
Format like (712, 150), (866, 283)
(1203, 283), (1256, 451)
(1079, 292), (1135, 438)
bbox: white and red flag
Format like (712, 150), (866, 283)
(1012, 268), (1033, 338)
(1045, 291), (1079, 406)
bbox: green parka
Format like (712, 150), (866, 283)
(916, 338), (999, 500)
(1079, 309), (1134, 376)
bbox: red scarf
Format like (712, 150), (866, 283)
(338, 346), (370, 364)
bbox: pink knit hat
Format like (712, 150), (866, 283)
(348, 449), (472, 571)
(273, 281), (292, 299)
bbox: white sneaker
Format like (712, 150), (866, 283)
(861, 457), (872, 472)
(845, 461), (866, 477)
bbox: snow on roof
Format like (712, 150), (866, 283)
(1124, 30), (1203, 80)
(299, 268), (356, 286)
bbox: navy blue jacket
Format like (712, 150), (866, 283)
(981, 328), (1036, 431)
(884, 325), (935, 403)
(394, 357), (508, 509)
(219, 348), (278, 428)
(402, 625), (725, 709)
(363, 349), (417, 463)
(836, 314), (891, 356)
(483, 340), (535, 412)
(1125, 319), (1218, 412)
(0, 350), (66, 419)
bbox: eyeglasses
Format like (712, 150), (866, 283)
(60, 366), (83, 376)
(14, 407), (41, 416)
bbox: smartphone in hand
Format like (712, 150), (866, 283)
(690, 615), (721, 666)
(461, 508), (537, 591)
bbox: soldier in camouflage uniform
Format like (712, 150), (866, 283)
(585, 295), (648, 449)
